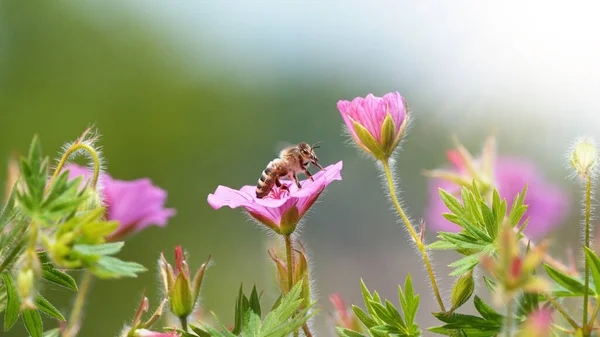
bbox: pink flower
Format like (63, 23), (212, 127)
(426, 154), (569, 239)
(207, 161), (343, 235)
(63, 164), (176, 240)
(337, 92), (408, 159)
(517, 308), (553, 337)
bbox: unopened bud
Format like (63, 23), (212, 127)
(77, 187), (104, 214)
(15, 250), (42, 309)
(450, 270), (475, 312)
(570, 137), (598, 179)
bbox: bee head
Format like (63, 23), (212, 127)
(298, 142), (324, 171)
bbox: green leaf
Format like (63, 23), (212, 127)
(336, 327), (368, 337)
(23, 309), (43, 337)
(232, 284), (245, 335)
(439, 189), (465, 217)
(2, 272), (20, 331)
(261, 281), (305, 335)
(73, 242), (125, 256)
(249, 285), (261, 318)
(189, 323), (212, 337)
(473, 296), (503, 322)
(36, 295), (65, 321)
(352, 305), (377, 328)
(42, 328), (61, 337)
(584, 247), (600, 295)
(426, 240), (457, 250)
(448, 254), (481, 276)
(90, 256), (146, 279)
(543, 263), (593, 296)
(41, 265), (78, 291)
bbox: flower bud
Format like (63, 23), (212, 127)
(161, 246), (210, 320)
(77, 187), (104, 214)
(450, 270), (474, 313)
(570, 137), (598, 179)
(337, 92), (408, 160)
(15, 249), (42, 309)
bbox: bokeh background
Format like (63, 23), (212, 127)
(1, 1), (600, 336)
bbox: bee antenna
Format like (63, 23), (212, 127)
(312, 141), (322, 149)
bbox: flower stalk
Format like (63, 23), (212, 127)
(381, 159), (446, 312)
(64, 270), (94, 337)
(583, 177), (592, 335)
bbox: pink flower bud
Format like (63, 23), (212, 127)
(337, 92), (408, 160)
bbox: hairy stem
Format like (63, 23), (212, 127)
(505, 298), (513, 337)
(584, 177), (592, 336)
(547, 295), (580, 329)
(381, 159), (446, 312)
(47, 142), (101, 192)
(284, 235), (294, 292)
(284, 235), (299, 337)
(65, 270), (94, 337)
(302, 323), (313, 337)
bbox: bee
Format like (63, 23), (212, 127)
(256, 142), (324, 199)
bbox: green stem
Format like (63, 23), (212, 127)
(505, 298), (513, 337)
(381, 159), (446, 312)
(284, 235), (294, 291)
(589, 297), (600, 328)
(284, 235), (299, 337)
(179, 316), (188, 332)
(547, 295), (579, 329)
(65, 271), (94, 337)
(47, 143), (101, 192)
(584, 177), (592, 335)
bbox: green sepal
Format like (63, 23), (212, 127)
(380, 114), (397, 158)
(279, 206), (300, 235)
(170, 272), (193, 318)
(352, 120), (385, 159)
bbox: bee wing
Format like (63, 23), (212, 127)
(274, 141), (295, 154)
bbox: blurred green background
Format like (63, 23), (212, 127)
(1, 1), (598, 336)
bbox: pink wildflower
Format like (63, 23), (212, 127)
(207, 161), (342, 235)
(516, 307), (553, 337)
(337, 92), (408, 159)
(426, 154), (569, 239)
(63, 164), (176, 241)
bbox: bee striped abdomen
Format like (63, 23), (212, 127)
(256, 162), (279, 199)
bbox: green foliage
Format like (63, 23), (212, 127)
(178, 280), (315, 337)
(428, 183), (528, 276)
(543, 263), (594, 297)
(429, 296), (503, 337)
(340, 275), (420, 337)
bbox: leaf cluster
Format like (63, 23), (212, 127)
(174, 281), (315, 337)
(337, 275), (420, 337)
(428, 183), (529, 276)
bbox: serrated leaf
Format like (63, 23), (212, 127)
(90, 256), (146, 279)
(439, 189), (465, 217)
(41, 265), (78, 291)
(36, 295), (65, 321)
(23, 309), (43, 337)
(2, 272), (20, 331)
(242, 308), (261, 337)
(427, 240), (457, 250)
(543, 263), (593, 296)
(249, 285), (261, 318)
(260, 281), (304, 334)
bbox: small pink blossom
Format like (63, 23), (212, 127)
(207, 161), (342, 235)
(426, 155), (569, 239)
(337, 92), (408, 159)
(517, 308), (553, 337)
(64, 164), (176, 240)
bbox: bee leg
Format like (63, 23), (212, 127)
(292, 173), (302, 189)
(304, 168), (314, 182)
(275, 177), (289, 191)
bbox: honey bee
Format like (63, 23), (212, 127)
(256, 142), (324, 199)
